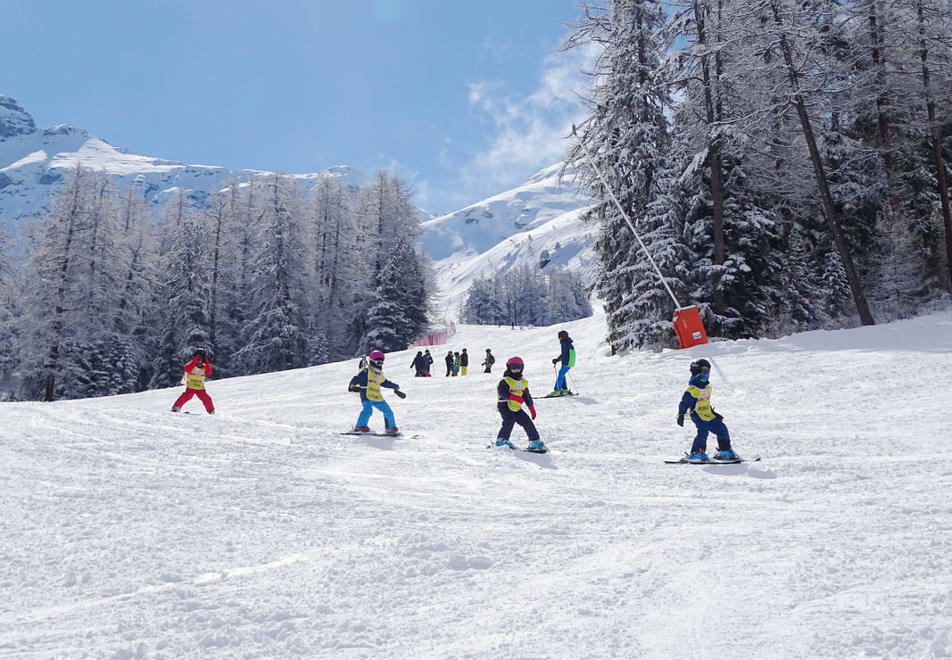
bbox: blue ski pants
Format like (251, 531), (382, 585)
(357, 399), (395, 428)
(554, 366), (571, 390)
(690, 414), (731, 454)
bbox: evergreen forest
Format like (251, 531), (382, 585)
(565, 0), (952, 351)
(0, 168), (432, 401)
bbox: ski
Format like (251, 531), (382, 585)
(341, 431), (407, 438)
(540, 392), (579, 399)
(664, 454), (760, 464)
(486, 443), (549, 454)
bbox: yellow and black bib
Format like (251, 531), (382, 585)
(366, 368), (384, 401)
(503, 376), (528, 412)
(186, 368), (206, 390)
(686, 383), (715, 421)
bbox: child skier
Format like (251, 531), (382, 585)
(549, 330), (576, 396)
(495, 356), (546, 453)
(676, 358), (736, 461)
(482, 349), (496, 373)
(348, 350), (405, 435)
(171, 348), (215, 414)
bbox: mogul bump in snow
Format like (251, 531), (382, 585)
(676, 359), (736, 461)
(348, 350), (404, 435)
(171, 348), (215, 414)
(495, 357), (546, 452)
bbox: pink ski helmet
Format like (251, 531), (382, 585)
(506, 356), (524, 370)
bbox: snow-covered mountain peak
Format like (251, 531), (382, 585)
(0, 95), (36, 138)
(0, 96), (598, 316)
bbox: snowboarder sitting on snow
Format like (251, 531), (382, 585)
(495, 356), (546, 452)
(348, 350), (405, 435)
(676, 358), (735, 461)
(549, 329), (576, 396)
(171, 348), (215, 414)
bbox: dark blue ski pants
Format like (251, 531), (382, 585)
(497, 406), (539, 442)
(690, 414), (731, 454)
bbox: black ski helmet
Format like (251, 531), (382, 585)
(194, 347), (207, 358)
(689, 358), (711, 376)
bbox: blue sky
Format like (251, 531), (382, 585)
(1, 0), (595, 214)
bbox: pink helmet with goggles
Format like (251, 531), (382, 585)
(505, 356), (524, 369)
(368, 350), (385, 361)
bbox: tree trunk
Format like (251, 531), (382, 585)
(694, 0), (727, 316)
(916, 0), (952, 294)
(771, 0), (875, 325)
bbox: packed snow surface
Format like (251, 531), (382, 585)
(3, 308), (952, 658)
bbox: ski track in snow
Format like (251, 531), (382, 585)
(3, 309), (952, 658)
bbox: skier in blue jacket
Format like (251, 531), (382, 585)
(549, 330), (576, 396)
(676, 359), (735, 461)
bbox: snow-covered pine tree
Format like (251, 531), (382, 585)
(462, 277), (507, 324)
(16, 165), (100, 400)
(358, 238), (430, 353)
(68, 171), (143, 398)
(148, 191), (212, 389)
(563, 0), (673, 351)
(233, 174), (312, 374)
(0, 227), (17, 398)
(310, 174), (359, 361)
(545, 267), (593, 324)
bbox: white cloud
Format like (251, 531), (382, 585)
(459, 42), (599, 198)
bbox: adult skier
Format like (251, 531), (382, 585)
(549, 330), (576, 396)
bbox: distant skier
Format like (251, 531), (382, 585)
(494, 357), (546, 452)
(549, 330), (576, 396)
(444, 350), (454, 377)
(676, 359), (735, 461)
(411, 351), (428, 377)
(482, 349), (496, 374)
(171, 348), (215, 414)
(452, 351), (461, 376)
(423, 349), (434, 376)
(348, 350), (404, 434)
(460, 348), (469, 376)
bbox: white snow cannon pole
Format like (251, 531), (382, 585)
(571, 124), (709, 350)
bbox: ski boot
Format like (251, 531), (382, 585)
(688, 451), (709, 462)
(527, 440), (547, 453)
(353, 426), (371, 433)
(385, 427), (400, 436)
(495, 438), (515, 449)
(547, 390), (563, 397)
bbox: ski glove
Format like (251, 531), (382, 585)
(552, 358), (558, 365)
(394, 389), (407, 399)
(529, 405), (537, 420)
(676, 413), (685, 427)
